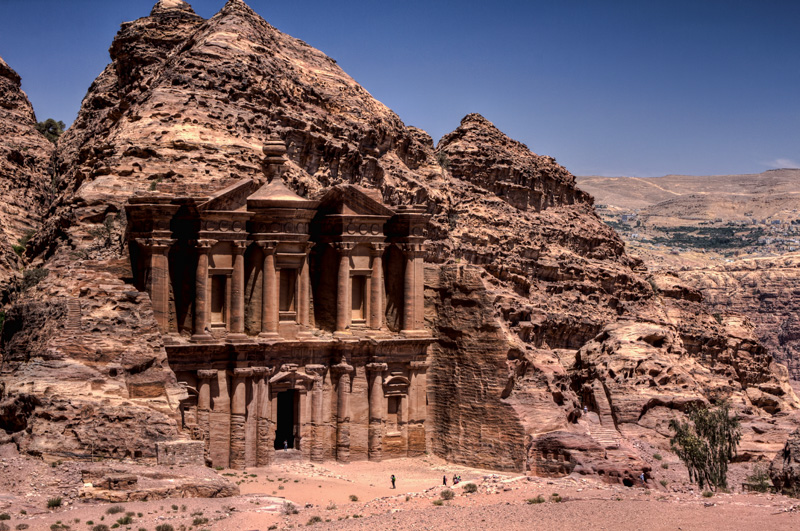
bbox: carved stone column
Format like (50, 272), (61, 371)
(229, 241), (248, 341)
(333, 362), (354, 462)
(258, 241), (279, 338)
(334, 243), (354, 335)
(253, 367), (274, 467)
(197, 369), (217, 456)
(208, 369), (231, 468)
(145, 238), (174, 333)
(369, 243), (386, 330)
(407, 361), (428, 456)
(298, 243), (312, 331)
(415, 246), (426, 330)
(306, 364), (327, 462)
(367, 362), (387, 461)
(230, 367), (252, 469)
(192, 240), (215, 342)
(401, 243), (426, 335)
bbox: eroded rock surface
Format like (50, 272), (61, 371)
(678, 254), (800, 381)
(0, 56), (53, 288)
(770, 428), (800, 496)
(0, 0), (798, 485)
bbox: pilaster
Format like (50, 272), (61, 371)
(334, 242), (355, 336)
(191, 240), (215, 342)
(367, 362), (388, 461)
(333, 362), (354, 462)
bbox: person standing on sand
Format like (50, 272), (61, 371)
(391, 474), (396, 489)
(284, 439), (288, 451)
(443, 475), (447, 486)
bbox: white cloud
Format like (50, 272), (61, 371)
(766, 158), (800, 169)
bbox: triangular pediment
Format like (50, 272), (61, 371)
(317, 184), (395, 217)
(247, 178), (319, 209)
(198, 178), (260, 211)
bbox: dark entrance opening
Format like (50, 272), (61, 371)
(275, 390), (296, 450)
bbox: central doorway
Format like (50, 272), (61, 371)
(275, 389), (297, 450)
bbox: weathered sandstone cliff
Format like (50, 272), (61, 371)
(678, 254), (800, 382)
(1, 0), (798, 481)
(0, 56), (53, 288)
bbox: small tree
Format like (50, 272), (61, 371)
(36, 118), (66, 143)
(669, 401), (741, 491)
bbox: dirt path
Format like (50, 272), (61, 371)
(2, 455), (798, 530)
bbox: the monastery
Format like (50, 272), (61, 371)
(125, 137), (432, 469)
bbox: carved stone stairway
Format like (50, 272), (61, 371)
(588, 379), (620, 449)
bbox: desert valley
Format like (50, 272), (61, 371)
(1, 1), (800, 530)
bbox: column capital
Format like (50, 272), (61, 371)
(334, 242), (355, 255)
(257, 240), (278, 254)
(332, 362), (354, 374)
(197, 369), (218, 380)
(400, 242), (425, 257)
(231, 240), (249, 254)
(194, 239), (216, 252)
(251, 366), (275, 377)
(280, 363), (299, 373)
(305, 364), (327, 376)
(136, 238), (175, 253)
(370, 242), (388, 255)
(366, 362), (388, 373)
(233, 367), (253, 379)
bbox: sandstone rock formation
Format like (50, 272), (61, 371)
(770, 428), (800, 496)
(1, 0), (798, 485)
(0, 56), (53, 288)
(678, 254), (800, 381)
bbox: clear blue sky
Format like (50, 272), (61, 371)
(1, 0), (798, 177)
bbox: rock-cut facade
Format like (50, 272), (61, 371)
(125, 137), (432, 469)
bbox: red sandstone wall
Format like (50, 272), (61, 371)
(427, 264), (527, 472)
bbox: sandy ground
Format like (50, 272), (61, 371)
(1, 453), (799, 531)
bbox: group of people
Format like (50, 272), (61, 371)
(388, 473), (464, 489)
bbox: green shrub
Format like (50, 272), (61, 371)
(746, 464), (772, 493)
(440, 489), (454, 500)
(349, 494), (358, 502)
(92, 526), (110, 531)
(653, 453), (663, 461)
(306, 516), (322, 525)
(660, 479), (668, 487)
(661, 463), (669, 469)
(115, 515), (132, 525)
(15, 524), (29, 530)
(432, 499), (443, 506)
(702, 490), (714, 498)
(106, 506), (124, 515)
(0, 515), (8, 521)
(463, 483), (478, 493)
(550, 493), (563, 503)
(526, 496), (545, 504)
(36, 119), (65, 143)
(282, 502), (298, 515)
(22, 267), (48, 291)
(155, 525), (174, 531)
(47, 497), (62, 509)
(192, 517), (208, 526)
